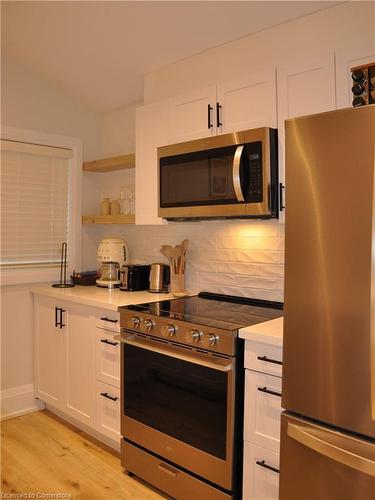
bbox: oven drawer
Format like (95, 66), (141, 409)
(244, 371), (282, 452)
(95, 381), (120, 442)
(95, 331), (120, 388)
(244, 340), (282, 377)
(95, 310), (120, 332)
(122, 440), (232, 500)
(243, 442), (279, 500)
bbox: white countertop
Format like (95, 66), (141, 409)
(32, 285), (177, 311)
(239, 317), (283, 347)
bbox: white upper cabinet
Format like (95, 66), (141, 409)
(217, 69), (277, 133)
(135, 100), (170, 225)
(169, 69), (277, 144)
(169, 85), (217, 143)
(336, 46), (375, 109)
(277, 52), (336, 122)
(276, 52), (336, 222)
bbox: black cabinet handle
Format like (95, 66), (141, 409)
(100, 317), (118, 323)
(59, 308), (65, 329)
(279, 183), (285, 211)
(256, 460), (279, 474)
(100, 338), (118, 346)
(55, 307), (65, 329)
(216, 102), (222, 127)
(257, 355), (282, 366)
(258, 386), (282, 397)
(100, 392), (118, 402)
(207, 104), (213, 129)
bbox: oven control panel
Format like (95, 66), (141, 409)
(119, 310), (237, 356)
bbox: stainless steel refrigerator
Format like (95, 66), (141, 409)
(280, 105), (375, 499)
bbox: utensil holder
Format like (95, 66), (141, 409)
(170, 272), (185, 294)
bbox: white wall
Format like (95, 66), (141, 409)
(101, 101), (140, 157)
(1, 57), (102, 406)
(2, 56), (102, 161)
(144, 2), (375, 103)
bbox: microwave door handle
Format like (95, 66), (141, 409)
(233, 145), (245, 202)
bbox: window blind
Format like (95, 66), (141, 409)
(1, 140), (72, 269)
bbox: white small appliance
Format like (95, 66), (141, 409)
(96, 237), (129, 288)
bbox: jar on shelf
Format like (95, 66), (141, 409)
(101, 197), (110, 216)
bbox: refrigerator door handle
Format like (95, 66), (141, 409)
(288, 422), (375, 477)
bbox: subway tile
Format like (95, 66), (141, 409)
(199, 272), (278, 290)
(217, 237), (284, 251)
(236, 250), (283, 264)
(216, 261), (258, 276)
(256, 264), (284, 277)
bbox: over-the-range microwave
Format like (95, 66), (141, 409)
(158, 127), (279, 221)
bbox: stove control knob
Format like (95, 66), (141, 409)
(190, 329), (202, 343)
(202, 333), (219, 348)
(131, 317), (141, 328)
(144, 319), (155, 331)
(163, 324), (177, 337)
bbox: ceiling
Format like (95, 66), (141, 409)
(2, 1), (342, 113)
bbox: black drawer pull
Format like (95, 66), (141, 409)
(258, 386), (282, 397)
(100, 338), (118, 346)
(256, 460), (279, 474)
(100, 392), (118, 402)
(257, 355), (282, 366)
(100, 317), (118, 323)
(55, 307), (65, 329)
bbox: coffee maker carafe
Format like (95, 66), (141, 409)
(96, 238), (129, 288)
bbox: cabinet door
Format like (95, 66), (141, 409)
(243, 442), (279, 500)
(65, 302), (95, 427)
(244, 371), (282, 453)
(135, 101), (170, 225)
(336, 46), (375, 109)
(34, 296), (66, 409)
(277, 52), (336, 222)
(169, 85), (217, 143)
(217, 69), (277, 134)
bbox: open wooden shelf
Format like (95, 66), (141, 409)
(82, 153), (135, 172)
(82, 214), (135, 225)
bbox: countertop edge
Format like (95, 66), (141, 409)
(239, 317), (283, 347)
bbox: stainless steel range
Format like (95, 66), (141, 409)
(117, 292), (283, 499)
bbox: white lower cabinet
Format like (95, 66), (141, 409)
(243, 442), (279, 500)
(95, 381), (121, 442)
(243, 338), (282, 500)
(34, 293), (121, 448)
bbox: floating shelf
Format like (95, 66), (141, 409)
(82, 214), (135, 225)
(82, 153), (135, 172)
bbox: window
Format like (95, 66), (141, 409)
(0, 128), (82, 285)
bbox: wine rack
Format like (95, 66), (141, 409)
(351, 62), (375, 107)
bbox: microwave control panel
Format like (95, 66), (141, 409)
(246, 141), (263, 203)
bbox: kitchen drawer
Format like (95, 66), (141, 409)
(243, 442), (279, 500)
(244, 370), (282, 452)
(95, 381), (120, 442)
(244, 340), (282, 377)
(95, 331), (120, 388)
(95, 310), (120, 332)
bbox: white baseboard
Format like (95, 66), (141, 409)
(0, 384), (45, 421)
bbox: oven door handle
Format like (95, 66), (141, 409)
(116, 335), (233, 372)
(233, 144), (245, 202)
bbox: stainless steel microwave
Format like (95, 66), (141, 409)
(158, 127), (279, 220)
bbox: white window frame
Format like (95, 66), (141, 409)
(1, 126), (82, 285)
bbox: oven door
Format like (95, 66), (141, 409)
(120, 334), (236, 491)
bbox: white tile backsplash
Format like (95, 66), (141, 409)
(82, 220), (285, 302)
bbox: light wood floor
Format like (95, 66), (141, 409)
(1, 409), (165, 499)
